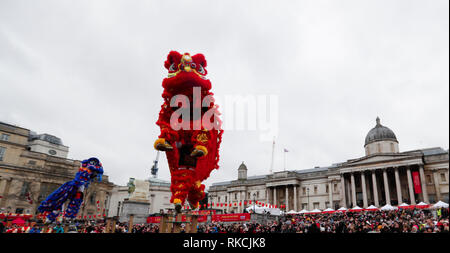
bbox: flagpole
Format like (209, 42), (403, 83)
(270, 137), (275, 174)
(284, 150), (286, 171)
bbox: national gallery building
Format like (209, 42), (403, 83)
(208, 118), (449, 213)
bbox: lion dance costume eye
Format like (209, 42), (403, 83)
(37, 157), (104, 223)
(155, 51), (223, 212)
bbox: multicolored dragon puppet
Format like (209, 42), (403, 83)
(38, 157), (104, 222)
(154, 51), (223, 212)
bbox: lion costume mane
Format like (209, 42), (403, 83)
(154, 51), (223, 210)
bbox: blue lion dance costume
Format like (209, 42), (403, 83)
(38, 157), (104, 222)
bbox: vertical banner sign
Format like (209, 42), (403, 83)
(412, 171), (422, 194)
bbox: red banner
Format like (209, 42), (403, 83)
(412, 171), (422, 194)
(147, 213), (250, 224)
(191, 210), (216, 215)
(212, 213), (250, 222)
(147, 215), (208, 223)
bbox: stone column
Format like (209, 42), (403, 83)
(328, 181), (333, 209)
(273, 187), (277, 206)
(285, 186), (289, 210)
(383, 169), (391, 205)
(227, 192), (231, 212)
(361, 173), (368, 208)
(265, 188), (269, 204)
(340, 175), (346, 208)
(419, 165), (429, 203)
(394, 167), (403, 204)
(433, 171), (442, 201)
(294, 185), (298, 211)
(406, 167), (416, 205)
(371, 171), (379, 207)
(350, 173), (356, 207)
(237, 191), (241, 213)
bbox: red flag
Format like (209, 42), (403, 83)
(412, 171), (422, 194)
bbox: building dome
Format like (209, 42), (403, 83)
(364, 117), (399, 156)
(364, 117), (398, 146)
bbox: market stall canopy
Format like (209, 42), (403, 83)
(416, 202), (430, 209)
(309, 209), (322, 214)
(286, 210), (298, 214)
(365, 205), (378, 211)
(246, 205), (282, 215)
(12, 218), (25, 225)
(322, 208), (335, 213)
(431, 201), (449, 209)
(380, 204), (397, 211)
(336, 207), (347, 212)
(398, 203), (415, 209)
(298, 209), (309, 214)
(349, 206), (363, 212)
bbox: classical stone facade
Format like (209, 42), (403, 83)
(208, 118), (449, 213)
(0, 121), (114, 217)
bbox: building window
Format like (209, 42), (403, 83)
(313, 202), (319, 209)
(377, 143), (381, 153)
(90, 192), (96, 205)
(302, 203), (308, 210)
(38, 183), (60, 201)
(441, 173), (446, 183)
(20, 182), (31, 197)
(326, 185), (329, 193)
(248, 192), (251, 199)
(390, 143), (395, 152)
(15, 208), (24, 214)
(0, 146), (6, 161)
(235, 193), (237, 200)
(257, 191), (259, 198)
(325, 201), (330, 208)
(1, 134), (10, 141)
(426, 175), (433, 184)
(333, 184), (338, 193)
(302, 187), (306, 195)
(314, 186), (318, 194)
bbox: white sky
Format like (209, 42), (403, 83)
(0, 0), (448, 188)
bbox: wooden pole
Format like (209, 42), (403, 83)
(172, 213), (182, 233)
(105, 218), (111, 233)
(159, 215), (168, 233)
(128, 214), (134, 233)
(111, 217), (117, 233)
(190, 215), (198, 233)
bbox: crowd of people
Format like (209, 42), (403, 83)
(0, 208), (448, 233)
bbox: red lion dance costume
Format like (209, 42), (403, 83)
(154, 51), (223, 212)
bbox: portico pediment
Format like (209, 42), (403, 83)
(345, 153), (419, 166)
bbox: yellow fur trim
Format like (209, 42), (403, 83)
(196, 133), (209, 143)
(173, 198), (182, 204)
(195, 145), (208, 156)
(195, 181), (202, 188)
(154, 138), (166, 149)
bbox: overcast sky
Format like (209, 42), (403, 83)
(1, 0), (448, 188)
